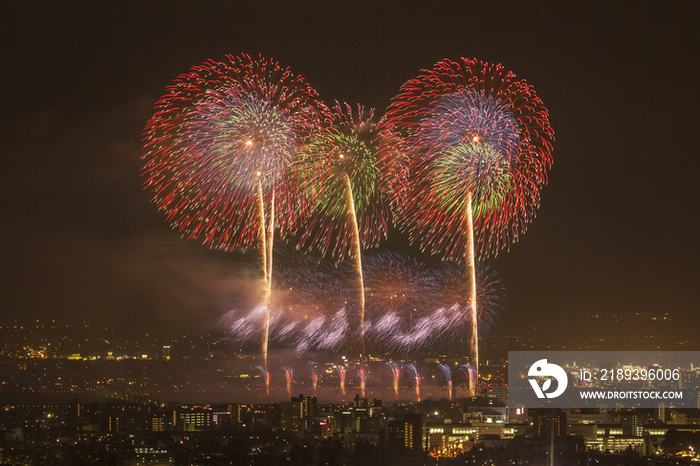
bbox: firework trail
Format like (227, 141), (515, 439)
(295, 103), (400, 360)
(458, 364), (477, 397)
(283, 366), (295, 400)
(432, 262), (505, 341)
(255, 365), (271, 396)
(437, 364), (453, 400)
(363, 253), (505, 352)
(385, 58), (554, 391)
(335, 365), (347, 395)
(220, 248), (350, 354)
(388, 362), (401, 399)
(220, 251), (505, 355)
(309, 362), (319, 396)
(405, 363), (421, 401)
(357, 363), (368, 398)
(142, 54), (325, 370)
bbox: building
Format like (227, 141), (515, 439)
(281, 394), (317, 432)
(566, 411), (612, 425)
(353, 395), (369, 433)
(177, 407), (212, 431)
(388, 413), (423, 451)
(532, 409), (567, 439)
(292, 393), (317, 419)
(151, 415), (165, 432)
(657, 403), (666, 422)
(228, 404), (242, 424)
(281, 401), (303, 431)
(621, 413), (643, 436)
(487, 384), (507, 406)
(464, 407), (507, 424)
(602, 436), (647, 456)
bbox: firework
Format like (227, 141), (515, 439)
(219, 250), (351, 354)
(334, 365), (347, 395)
(143, 54), (323, 251)
(357, 363), (368, 398)
(363, 253), (505, 352)
(388, 362), (401, 399)
(283, 366), (295, 399)
(255, 365), (271, 396)
(433, 261), (505, 335)
(385, 58), (554, 390)
(457, 364), (477, 397)
(295, 102), (399, 260)
(360, 252), (435, 354)
(294, 102), (400, 359)
(405, 363), (421, 401)
(309, 361), (319, 396)
(220, 251), (505, 356)
(437, 364), (453, 400)
(142, 54), (325, 369)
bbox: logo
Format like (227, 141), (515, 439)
(528, 359), (568, 398)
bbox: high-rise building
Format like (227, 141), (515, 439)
(69, 399), (82, 420)
(280, 401), (303, 431)
(353, 394), (369, 409)
(108, 415), (120, 432)
(352, 394), (369, 432)
(404, 413), (423, 450)
(532, 409), (567, 438)
(370, 399), (383, 417)
(292, 393), (317, 419)
(162, 346), (171, 360)
(387, 420), (405, 449)
(487, 384), (508, 406)
(151, 416), (165, 432)
(178, 407), (212, 431)
(228, 404), (242, 424)
(658, 403), (666, 422)
(388, 413), (423, 451)
(282, 394), (317, 432)
(621, 412), (643, 436)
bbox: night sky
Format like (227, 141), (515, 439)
(1, 2), (698, 345)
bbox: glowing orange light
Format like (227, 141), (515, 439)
(472, 135), (480, 143)
(245, 140), (253, 146)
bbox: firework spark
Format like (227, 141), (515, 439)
(220, 251), (505, 356)
(405, 363), (421, 401)
(295, 102), (398, 260)
(309, 361), (319, 396)
(283, 366), (295, 399)
(363, 253), (505, 352)
(335, 365), (347, 395)
(142, 54), (325, 369)
(295, 103), (400, 359)
(388, 362), (401, 399)
(255, 365), (271, 396)
(437, 364), (453, 400)
(385, 58), (554, 391)
(357, 363), (368, 398)
(457, 363), (477, 398)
